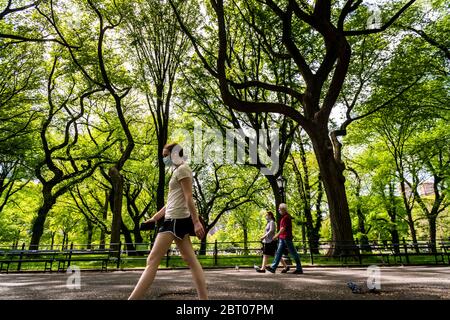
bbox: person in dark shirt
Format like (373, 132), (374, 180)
(266, 203), (303, 274)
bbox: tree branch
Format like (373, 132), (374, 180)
(344, 0), (417, 36)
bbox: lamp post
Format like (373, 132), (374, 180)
(276, 176), (286, 203)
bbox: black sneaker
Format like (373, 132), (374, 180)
(265, 266), (276, 273)
(281, 266), (290, 273)
(292, 269), (303, 274)
(254, 266), (265, 273)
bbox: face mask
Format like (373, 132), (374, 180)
(163, 155), (172, 167)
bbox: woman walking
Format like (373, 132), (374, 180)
(128, 143), (208, 299)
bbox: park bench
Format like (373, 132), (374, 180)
(367, 243), (404, 264)
(56, 248), (114, 272)
(0, 249), (59, 273)
(337, 242), (403, 266)
(440, 242), (450, 264)
(399, 242), (446, 265)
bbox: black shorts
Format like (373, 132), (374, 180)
(159, 217), (194, 240)
(262, 241), (278, 256)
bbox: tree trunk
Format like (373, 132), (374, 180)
(350, 168), (370, 252)
(386, 181), (400, 254)
(109, 166), (124, 252)
(156, 141), (166, 212)
(99, 190), (108, 250)
(399, 179), (419, 253)
(120, 219), (135, 255)
(155, 82), (169, 226)
(29, 194), (55, 250)
(390, 227), (400, 255)
(312, 178), (323, 254)
(199, 236), (207, 256)
(243, 227), (248, 255)
(309, 132), (355, 256)
(50, 232), (55, 251)
(133, 219), (144, 244)
(298, 140), (320, 254)
(86, 219), (93, 250)
(405, 211), (419, 253)
(267, 175), (283, 224)
(428, 215), (437, 254)
(356, 206), (370, 252)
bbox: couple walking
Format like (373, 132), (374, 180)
(256, 204), (303, 274)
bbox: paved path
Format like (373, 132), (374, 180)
(0, 266), (449, 300)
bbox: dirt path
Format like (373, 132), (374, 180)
(0, 266), (449, 300)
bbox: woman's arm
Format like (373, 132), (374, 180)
(260, 222), (273, 240)
(180, 177), (205, 239)
(146, 206), (166, 223)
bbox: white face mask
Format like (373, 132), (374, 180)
(162, 155), (172, 167)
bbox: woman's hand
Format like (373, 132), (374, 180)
(193, 220), (205, 240)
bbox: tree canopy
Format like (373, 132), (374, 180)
(0, 0), (449, 255)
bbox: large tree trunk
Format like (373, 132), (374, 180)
(267, 175), (283, 224)
(309, 132), (355, 256)
(99, 190), (109, 250)
(109, 166), (124, 252)
(29, 191), (56, 250)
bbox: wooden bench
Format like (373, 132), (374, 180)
(0, 249), (59, 273)
(400, 242), (445, 265)
(337, 243), (403, 266)
(439, 242), (450, 264)
(56, 249), (114, 272)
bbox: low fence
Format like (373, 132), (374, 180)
(1, 238), (449, 273)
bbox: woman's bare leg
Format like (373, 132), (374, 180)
(128, 232), (175, 300)
(175, 235), (208, 300)
(261, 255), (268, 269)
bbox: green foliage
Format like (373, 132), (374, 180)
(0, 0), (449, 248)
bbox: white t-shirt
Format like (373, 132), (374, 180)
(262, 220), (276, 243)
(165, 163), (192, 219)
